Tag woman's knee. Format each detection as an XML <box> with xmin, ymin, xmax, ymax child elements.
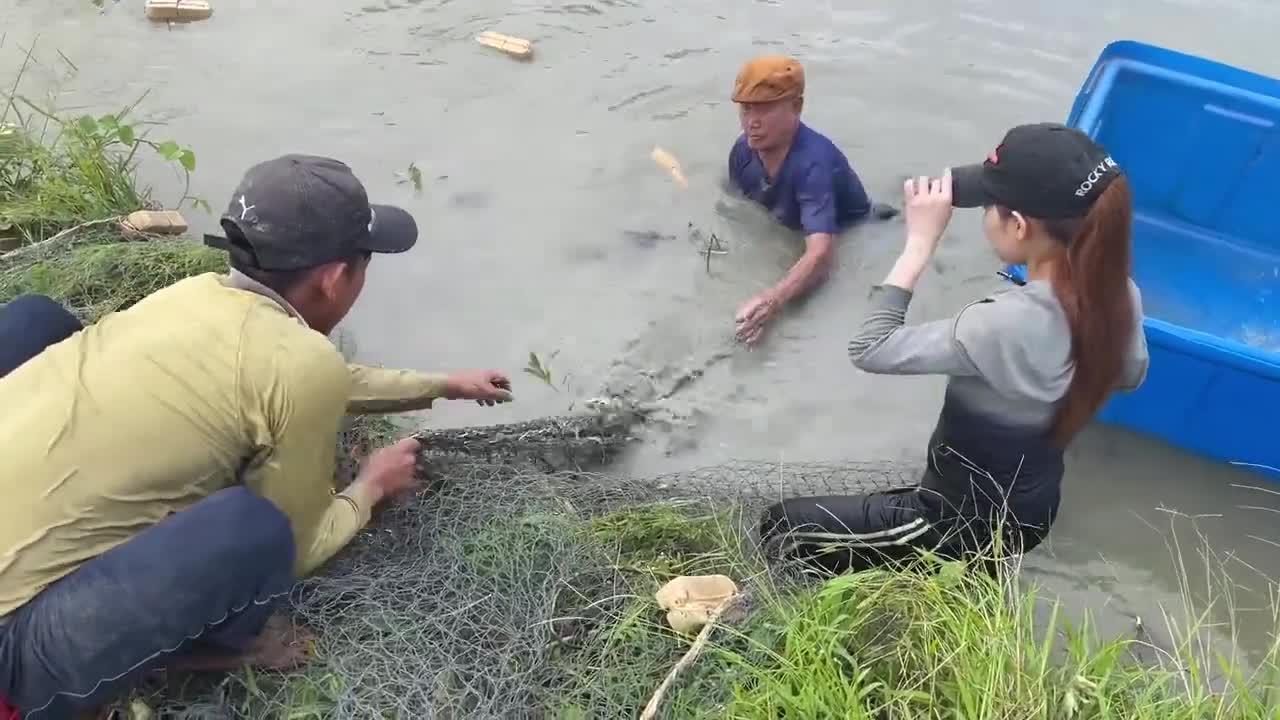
<box><xmin>758</xmin><ymin>497</ymin><xmax>845</xmax><ymax>551</ymax></box>
<box><xmin>759</xmin><ymin>494</ymin><xmax>877</xmax><ymax>537</ymax></box>
<box><xmin>758</xmin><ymin>501</ymin><xmax>856</xmax><ymax>575</ymax></box>
<box><xmin>757</xmin><ymin>496</ymin><xmax>861</xmax><ymax>562</ymax></box>
<box><xmin>757</xmin><ymin>499</ymin><xmax>794</xmax><ymax>540</ymax></box>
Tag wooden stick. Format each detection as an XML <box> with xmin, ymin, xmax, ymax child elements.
<box><xmin>638</xmin><ymin>597</ymin><xmax>734</xmax><ymax>720</ymax></box>
<box><xmin>650</xmin><ymin>146</ymin><xmax>689</xmax><ymax>189</ymax></box>
<box><xmin>475</xmin><ymin>31</ymin><xmax>533</xmax><ymax>59</ymax></box>
<box><xmin>145</xmin><ymin>0</ymin><xmax>214</xmax><ymax>21</ymax></box>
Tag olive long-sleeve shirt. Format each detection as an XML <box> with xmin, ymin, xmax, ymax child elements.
<box><xmin>0</xmin><ymin>271</ymin><xmax>448</xmax><ymax>618</ymax></box>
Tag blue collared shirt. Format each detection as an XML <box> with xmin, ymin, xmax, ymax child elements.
<box><xmin>728</xmin><ymin>122</ymin><xmax>871</xmax><ymax>234</ymax></box>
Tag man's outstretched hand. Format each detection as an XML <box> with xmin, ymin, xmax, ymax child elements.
<box><xmin>443</xmin><ymin>369</ymin><xmax>513</xmax><ymax>406</ymax></box>
<box><xmin>735</xmin><ymin>290</ymin><xmax>779</xmax><ymax>347</ymax></box>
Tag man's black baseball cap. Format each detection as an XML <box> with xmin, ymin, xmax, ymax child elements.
<box><xmin>204</xmin><ymin>154</ymin><xmax>417</xmax><ymax>271</ymax></box>
<box><xmin>950</xmin><ymin>122</ymin><xmax>1123</xmax><ymax>219</ymax></box>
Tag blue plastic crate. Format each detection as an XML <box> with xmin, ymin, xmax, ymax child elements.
<box><xmin>1003</xmin><ymin>40</ymin><xmax>1280</xmax><ymax>480</ymax></box>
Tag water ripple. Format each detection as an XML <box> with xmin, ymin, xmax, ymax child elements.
<box><xmin>607</xmin><ymin>85</ymin><xmax>673</xmax><ymax>112</ymax></box>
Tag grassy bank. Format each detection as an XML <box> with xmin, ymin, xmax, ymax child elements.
<box><xmin>0</xmin><ymin>235</ymin><xmax>228</xmax><ymax>320</ymax></box>
<box><xmin>1</xmin><ymin>43</ymin><xmax>220</xmax><ymax>320</ymax></box>
<box><xmin>189</xmin><ymin>495</ymin><xmax>1279</xmax><ymax>720</ymax></box>
<box><xmin>2</xmin><ymin>41</ymin><xmax>204</xmax><ymax>248</ymax></box>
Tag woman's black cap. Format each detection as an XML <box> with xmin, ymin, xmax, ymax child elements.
<box><xmin>950</xmin><ymin>122</ymin><xmax>1123</xmax><ymax>219</ymax></box>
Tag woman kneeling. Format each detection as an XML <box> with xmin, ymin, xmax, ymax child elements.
<box><xmin>760</xmin><ymin>123</ymin><xmax>1150</xmax><ymax>574</ymax></box>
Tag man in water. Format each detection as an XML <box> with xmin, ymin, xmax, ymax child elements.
<box><xmin>0</xmin><ymin>155</ymin><xmax>513</xmax><ymax>718</ymax></box>
<box><xmin>728</xmin><ymin>54</ymin><xmax>874</xmax><ymax>345</ymax></box>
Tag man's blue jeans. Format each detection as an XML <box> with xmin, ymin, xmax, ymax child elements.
<box><xmin>0</xmin><ymin>295</ymin><xmax>297</xmax><ymax>718</ymax></box>
<box><xmin>0</xmin><ymin>294</ymin><xmax>83</xmax><ymax>378</ymax></box>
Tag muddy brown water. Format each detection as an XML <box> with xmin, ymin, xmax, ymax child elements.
<box><xmin>8</xmin><ymin>0</ymin><xmax>1280</xmax><ymax>667</ymax></box>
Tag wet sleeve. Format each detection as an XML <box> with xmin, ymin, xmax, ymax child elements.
<box><xmin>845</xmin><ymin>165</ymin><xmax>872</xmax><ymax>219</ymax></box>
<box><xmin>796</xmin><ymin>162</ymin><xmax>840</xmax><ymax>235</ymax></box>
<box><xmin>1118</xmin><ymin>280</ymin><xmax>1150</xmax><ymax>391</ymax></box>
<box><xmin>239</xmin><ymin>346</ymin><xmax>378</xmax><ymax>578</ymax></box>
<box><xmin>727</xmin><ymin>137</ymin><xmax>749</xmax><ymax>193</ymax></box>
<box><xmin>848</xmin><ymin>285</ymin><xmax>983</xmax><ymax>376</ymax></box>
<box><xmin>346</xmin><ymin>364</ymin><xmax>450</xmax><ymax>414</ymax></box>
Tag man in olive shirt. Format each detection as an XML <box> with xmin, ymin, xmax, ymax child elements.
<box><xmin>0</xmin><ymin>155</ymin><xmax>513</xmax><ymax>718</ymax></box>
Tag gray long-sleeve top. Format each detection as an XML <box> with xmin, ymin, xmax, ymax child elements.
<box><xmin>849</xmin><ymin>280</ymin><xmax>1149</xmax><ymax>432</ymax></box>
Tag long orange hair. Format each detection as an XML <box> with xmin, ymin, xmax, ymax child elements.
<box><xmin>1002</xmin><ymin>176</ymin><xmax>1136</xmax><ymax>447</ymax></box>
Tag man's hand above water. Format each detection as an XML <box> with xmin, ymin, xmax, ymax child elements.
<box><xmin>443</xmin><ymin>369</ymin><xmax>513</xmax><ymax>406</ymax></box>
<box><xmin>734</xmin><ymin>231</ymin><xmax>834</xmax><ymax>347</ymax></box>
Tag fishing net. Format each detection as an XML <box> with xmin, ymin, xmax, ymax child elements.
<box><xmin>143</xmin><ymin>406</ymin><xmax>920</xmax><ymax>720</ymax></box>
<box><xmin>0</xmin><ymin>213</ymin><xmax>921</xmax><ymax>718</ymax></box>
<box><xmin>0</xmin><ymin>219</ymin><xmax>225</xmax><ymax>322</ymax></box>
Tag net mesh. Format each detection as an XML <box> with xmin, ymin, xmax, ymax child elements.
<box><xmin>0</xmin><ymin>220</ymin><xmax>227</xmax><ymax>323</ymax></box>
<box><xmin>141</xmin><ymin>410</ymin><xmax>920</xmax><ymax>719</ymax></box>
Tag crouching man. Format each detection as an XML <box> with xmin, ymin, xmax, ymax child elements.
<box><xmin>0</xmin><ymin>155</ymin><xmax>512</xmax><ymax>718</ymax></box>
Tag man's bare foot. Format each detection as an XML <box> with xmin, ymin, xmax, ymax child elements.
<box><xmin>246</xmin><ymin>614</ymin><xmax>316</xmax><ymax>669</ymax></box>
<box><xmin>164</xmin><ymin>613</ymin><xmax>315</xmax><ymax>673</ymax></box>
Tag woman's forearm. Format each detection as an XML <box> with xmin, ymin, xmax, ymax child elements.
<box><xmin>883</xmin><ymin>242</ymin><xmax>933</xmax><ymax>292</ymax></box>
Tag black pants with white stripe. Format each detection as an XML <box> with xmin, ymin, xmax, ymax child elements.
<box><xmin>757</xmin><ymin>486</ymin><xmax>1010</xmax><ymax>575</ymax></box>
<box><xmin>758</xmin><ymin>400</ymin><xmax>1063</xmax><ymax>576</ymax></box>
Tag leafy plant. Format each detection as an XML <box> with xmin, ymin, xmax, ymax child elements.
<box><xmin>397</xmin><ymin>162</ymin><xmax>423</xmax><ymax>192</ymax></box>
<box><xmin>524</xmin><ymin>350</ymin><xmax>559</xmax><ymax>390</ymax></box>
<box><xmin>687</xmin><ymin>222</ymin><xmax>726</xmax><ymax>274</ymax></box>
<box><xmin>1</xmin><ymin>46</ymin><xmax>209</xmax><ymax>247</ymax></box>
